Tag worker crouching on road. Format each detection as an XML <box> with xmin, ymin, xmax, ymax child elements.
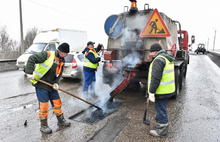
<box><xmin>82</xmin><ymin>41</ymin><xmax>102</xmax><ymax>100</ymax></box>
<box><xmin>25</xmin><ymin>43</ymin><xmax>71</xmax><ymax>134</ymax></box>
<box><xmin>147</xmin><ymin>43</ymin><xmax>175</xmax><ymax>137</ymax></box>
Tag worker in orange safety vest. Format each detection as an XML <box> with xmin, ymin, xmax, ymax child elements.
<box><xmin>25</xmin><ymin>43</ymin><xmax>71</xmax><ymax>134</ymax></box>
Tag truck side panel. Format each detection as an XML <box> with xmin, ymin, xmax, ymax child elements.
<box><xmin>59</xmin><ymin>29</ymin><xmax>87</xmax><ymax>52</ymax></box>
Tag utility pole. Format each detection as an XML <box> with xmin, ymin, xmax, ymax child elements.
<box><xmin>207</xmin><ymin>38</ymin><xmax>209</xmax><ymax>51</ymax></box>
<box><xmin>213</xmin><ymin>30</ymin><xmax>216</xmax><ymax>51</ymax></box>
<box><xmin>19</xmin><ymin>0</ymin><xmax>24</xmax><ymax>54</ymax></box>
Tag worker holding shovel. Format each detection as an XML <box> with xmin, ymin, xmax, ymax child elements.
<box><xmin>147</xmin><ymin>43</ymin><xmax>175</xmax><ymax>137</ymax></box>
<box><xmin>25</xmin><ymin>43</ymin><xmax>71</xmax><ymax>134</ymax></box>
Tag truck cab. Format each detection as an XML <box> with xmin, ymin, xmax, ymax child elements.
<box><xmin>178</xmin><ymin>30</ymin><xmax>189</xmax><ymax>52</ymax></box>
<box><xmin>16</xmin><ymin>28</ymin><xmax>87</xmax><ymax>72</ymax></box>
<box><xmin>16</xmin><ymin>42</ymin><xmax>58</xmax><ymax>71</ymax></box>
<box><xmin>16</xmin><ymin>30</ymin><xmax>60</xmax><ymax>72</ymax></box>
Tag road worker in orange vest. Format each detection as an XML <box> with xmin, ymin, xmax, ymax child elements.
<box><xmin>25</xmin><ymin>43</ymin><xmax>71</xmax><ymax>134</ymax></box>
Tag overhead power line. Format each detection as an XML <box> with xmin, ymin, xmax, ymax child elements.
<box><xmin>26</xmin><ymin>0</ymin><xmax>86</xmax><ymax>20</ymax></box>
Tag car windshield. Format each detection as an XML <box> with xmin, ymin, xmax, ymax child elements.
<box><xmin>198</xmin><ymin>44</ymin><xmax>205</xmax><ymax>48</ymax></box>
<box><xmin>25</xmin><ymin>43</ymin><xmax>47</xmax><ymax>54</ymax></box>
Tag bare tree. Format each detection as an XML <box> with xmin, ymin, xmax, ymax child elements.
<box><xmin>0</xmin><ymin>26</ymin><xmax>11</xmax><ymax>52</ymax></box>
<box><xmin>24</xmin><ymin>27</ymin><xmax>38</xmax><ymax>50</ymax></box>
<box><xmin>0</xmin><ymin>26</ymin><xmax>38</xmax><ymax>52</ymax></box>
<box><xmin>11</xmin><ymin>40</ymin><xmax>19</xmax><ymax>51</ymax></box>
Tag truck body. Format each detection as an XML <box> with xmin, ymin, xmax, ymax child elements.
<box><xmin>102</xmin><ymin>1</ymin><xmax>193</xmax><ymax>99</ymax></box>
<box><xmin>16</xmin><ymin>28</ymin><xmax>87</xmax><ymax>71</ymax></box>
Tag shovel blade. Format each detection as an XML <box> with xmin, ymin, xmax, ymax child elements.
<box><xmin>143</xmin><ymin>119</ymin><xmax>150</xmax><ymax>125</ymax></box>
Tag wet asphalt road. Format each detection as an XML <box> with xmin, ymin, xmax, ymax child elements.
<box><xmin>0</xmin><ymin>53</ymin><xmax>220</xmax><ymax>142</ymax></box>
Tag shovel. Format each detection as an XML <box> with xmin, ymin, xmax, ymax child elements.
<box><xmin>143</xmin><ymin>98</ymin><xmax>150</xmax><ymax>125</ymax></box>
<box><xmin>33</xmin><ymin>78</ymin><xmax>102</xmax><ymax>111</ymax></box>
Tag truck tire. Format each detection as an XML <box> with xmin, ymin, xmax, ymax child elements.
<box><xmin>172</xmin><ymin>67</ymin><xmax>180</xmax><ymax>99</ymax></box>
<box><xmin>186</xmin><ymin>54</ymin><xmax>190</xmax><ymax>64</ymax></box>
<box><xmin>179</xmin><ymin>64</ymin><xmax>184</xmax><ymax>90</ymax></box>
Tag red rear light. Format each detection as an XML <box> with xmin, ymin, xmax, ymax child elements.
<box><xmin>72</xmin><ymin>58</ymin><xmax>77</xmax><ymax>68</ymax></box>
<box><xmin>106</xmin><ymin>63</ymin><xmax>113</xmax><ymax>68</ymax></box>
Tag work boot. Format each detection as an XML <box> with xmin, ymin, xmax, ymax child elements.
<box><xmin>150</xmin><ymin>123</ymin><xmax>168</xmax><ymax>137</ymax></box>
<box><xmin>40</xmin><ymin>119</ymin><xmax>52</xmax><ymax>134</ymax></box>
<box><xmin>91</xmin><ymin>93</ymin><xmax>98</xmax><ymax>99</ymax></box>
<box><xmin>56</xmin><ymin>114</ymin><xmax>71</xmax><ymax>127</ymax></box>
<box><xmin>150</xmin><ymin>130</ymin><xmax>167</xmax><ymax>137</ymax></box>
<box><xmin>82</xmin><ymin>92</ymin><xmax>90</xmax><ymax>100</ymax></box>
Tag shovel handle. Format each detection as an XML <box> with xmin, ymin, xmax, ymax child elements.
<box><xmin>34</xmin><ymin>78</ymin><xmax>102</xmax><ymax>110</ymax></box>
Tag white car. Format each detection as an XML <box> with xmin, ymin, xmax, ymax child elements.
<box><xmin>62</xmin><ymin>52</ymin><xmax>84</xmax><ymax>79</ymax></box>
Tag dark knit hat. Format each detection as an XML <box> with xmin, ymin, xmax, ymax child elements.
<box><xmin>150</xmin><ymin>43</ymin><xmax>162</xmax><ymax>52</ymax></box>
<box><xmin>58</xmin><ymin>43</ymin><xmax>69</xmax><ymax>53</ymax></box>
<box><xmin>87</xmin><ymin>41</ymin><xmax>95</xmax><ymax>46</ymax></box>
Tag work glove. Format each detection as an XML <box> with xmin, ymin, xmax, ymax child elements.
<box><xmin>26</xmin><ymin>74</ymin><xmax>35</xmax><ymax>80</ymax></box>
<box><xmin>96</xmin><ymin>44</ymin><xmax>103</xmax><ymax>51</ymax></box>
<box><xmin>53</xmin><ymin>83</ymin><xmax>59</xmax><ymax>91</ymax></box>
<box><xmin>149</xmin><ymin>93</ymin><xmax>155</xmax><ymax>102</ymax></box>
<box><xmin>97</xmin><ymin>57</ymin><xmax>101</xmax><ymax>62</ymax></box>
<box><xmin>97</xmin><ymin>44</ymin><xmax>103</xmax><ymax>49</ymax></box>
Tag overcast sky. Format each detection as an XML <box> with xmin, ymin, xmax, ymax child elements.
<box><xmin>0</xmin><ymin>0</ymin><xmax>219</xmax><ymax>50</ymax></box>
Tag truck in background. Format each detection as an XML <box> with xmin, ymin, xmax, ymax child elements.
<box><xmin>16</xmin><ymin>28</ymin><xmax>87</xmax><ymax>71</ymax></box>
<box><xmin>195</xmin><ymin>43</ymin><xmax>206</xmax><ymax>54</ymax></box>
<box><xmin>102</xmin><ymin>0</ymin><xmax>195</xmax><ymax>100</ymax></box>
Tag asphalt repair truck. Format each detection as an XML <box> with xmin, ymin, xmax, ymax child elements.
<box><xmin>102</xmin><ymin>0</ymin><xmax>195</xmax><ymax>100</ymax></box>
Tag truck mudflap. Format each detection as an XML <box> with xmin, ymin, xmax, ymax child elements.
<box><xmin>109</xmin><ymin>71</ymin><xmax>137</xmax><ymax>101</ymax></box>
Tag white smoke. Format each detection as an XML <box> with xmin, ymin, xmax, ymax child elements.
<box><xmin>121</xmin><ymin>52</ymin><xmax>141</xmax><ymax>68</ymax></box>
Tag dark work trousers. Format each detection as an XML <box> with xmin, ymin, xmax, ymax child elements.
<box><xmin>36</xmin><ymin>87</ymin><xmax>60</xmax><ymax>104</ymax></box>
<box><xmin>83</xmin><ymin>70</ymin><xmax>96</xmax><ymax>96</ymax></box>
<box><xmin>154</xmin><ymin>98</ymin><xmax>169</xmax><ymax>124</ymax></box>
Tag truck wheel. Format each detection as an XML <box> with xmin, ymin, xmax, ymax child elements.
<box><xmin>182</xmin><ymin>61</ymin><xmax>187</xmax><ymax>79</ymax></box>
<box><xmin>187</xmin><ymin>54</ymin><xmax>190</xmax><ymax>64</ymax></box>
<box><xmin>172</xmin><ymin>68</ymin><xmax>180</xmax><ymax>99</ymax></box>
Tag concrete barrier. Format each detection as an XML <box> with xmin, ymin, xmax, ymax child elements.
<box><xmin>0</xmin><ymin>59</ymin><xmax>18</xmax><ymax>72</ymax></box>
<box><xmin>206</xmin><ymin>51</ymin><xmax>220</xmax><ymax>68</ymax></box>
<box><xmin>0</xmin><ymin>52</ymin><xmax>21</xmax><ymax>59</ymax></box>
<box><xmin>207</xmin><ymin>51</ymin><xmax>220</xmax><ymax>56</ymax></box>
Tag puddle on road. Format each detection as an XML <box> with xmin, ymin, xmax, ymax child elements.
<box><xmin>68</xmin><ymin>99</ymin><xmax>122</xmax><ymax>124</ymax></box>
